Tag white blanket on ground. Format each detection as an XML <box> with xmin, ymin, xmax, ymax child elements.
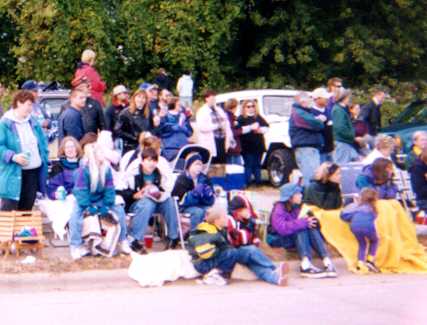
<box><xmin>38</xmin><ymin>195</ymin><xmax>76</xmax><ymax>240</ymax></box>
<box><xmin>128</xmin><ymin>250</ymin><xmax>200</xmax><ymax>287</ymax></box>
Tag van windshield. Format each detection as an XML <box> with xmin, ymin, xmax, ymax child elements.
<box><xmin>263</xmin><ymin>96</ymin><xmax>293</xmax><ymax>116</ymax></box>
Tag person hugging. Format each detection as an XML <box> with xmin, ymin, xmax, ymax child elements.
<box><xmin>268</xmin><ymin>183</ymin><xmax>337</xmax><ymax>278</ymax></box>
<box><xmin>226</xmin><ymin>193</ymin><xmax>261</xmax><ymax>247</ymax></box>
<box><xmin>340</xmin><ymin>188</ymin><xmax>381</xmax><ymax>273</ymax></box>
<box><xmin>172</xmin><ymin>153</ymin><xmax>215</xmax><ymax>230</ymax></box>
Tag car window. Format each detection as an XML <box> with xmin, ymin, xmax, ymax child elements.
<box><xmin>40</xmin><ymin>98</ymin><xmax>67</xmax><ymax>119</ymax></box>
<box><xmin>401</xmin><ymin>103</ymin><xmax>427</xmax><ymax>124</ymax></box>
<box><xmin>263</xmin><ymin>96</ymin><xmax>293</xmax><ymax>116</ymax></box>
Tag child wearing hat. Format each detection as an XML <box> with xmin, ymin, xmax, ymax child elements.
<box><xmin>227</xmin><ymin>193</ymin><xmax>261</xmax><ymax>247</ymax></box>
<box><xmin>172</xmin><ymin>152</ymin><xmax>215</xmax><ymax>230</ymax></box>
<box><xmin>268</xmin><ymin>183</ymin><xmax>337</xmax><ymax>278</ymax></box>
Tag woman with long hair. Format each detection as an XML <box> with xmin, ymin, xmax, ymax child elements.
<box><xmin>69</xmin><ymin>143</ymin><xmax>131</xmax><ymax>259</ymax></box>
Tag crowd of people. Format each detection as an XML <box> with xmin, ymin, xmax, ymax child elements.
<box><xmin>0</xmin><ymin>49</ymin><xmax>426</xmax><ymax>286</ymax></box>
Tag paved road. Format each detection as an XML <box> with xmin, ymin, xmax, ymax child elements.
<box><xmin>1</xmin><ymin>264</ymin><xmax>426</xmax><ymax>325</ymax></box>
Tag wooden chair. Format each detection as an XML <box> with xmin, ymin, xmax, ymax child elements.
<box><xmin>0</xmin><ymin>212</ymin><xmax>15</xmax><ymax>257</ymax></box>
<box><xmin>13</xmin><ymin>211</ymin><xmax>45</xmax><ymax>257</ymax></box>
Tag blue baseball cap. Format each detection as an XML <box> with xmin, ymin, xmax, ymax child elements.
<box><xmin>279</xmin><ymin>183</ymin><xmax>302</xmax><ymax>202</ymax></box>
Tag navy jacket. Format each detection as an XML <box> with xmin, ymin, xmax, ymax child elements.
<box><xmin>289</xmin><ymin>104</ymin><xmax>324</xmax><ymax>149</ymax></box>
<box><xmin>58</xmin><ymin>106</ymin><xmax>84</xmax><ymax>141</ymax></box>
<box><xmin>409</xmin><ymin>158</ymin><xmax>427</xmax><ymax>201</ymax></box>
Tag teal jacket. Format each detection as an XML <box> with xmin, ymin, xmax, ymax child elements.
<box><xmin>332</xmin><ymin>103</ymin><xmax>355</xmax><ymax>144</ymax></box>
<box><xmin>0</xmin><ymin>115</ymin><xmax>49</xmax><ymax>200</ymax></box>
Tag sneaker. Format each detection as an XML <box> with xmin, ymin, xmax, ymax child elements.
<box><xmin>70</xmin><ymin>246</ymin><xmax>90</xmax><ymax>260</ymax></box>
<box><xmin>324</xmin><ymin>264</ymin><xmax>338</xmax><ymax>278</ymax></box>
<box><xmin>119</xmin><ymin>240</ymin><xmax>132</xmax><ymax>255</ymax></box>
<box><xmin>164</xmin><ymin>238</ymin><xmax>180</xmax><ymax>250</ymax></box>
<box><xmin>366</xmin><ymin>261</ymin><xmax>381</xmax><ymax>273</ymax></box>
<box><xmin>130</xmin><ymin>240</ymin><xmax>147</xmax><ymax>254</ymax></box>
<box><xmin>276</xmin><ymin>262</ymin><xmax>289</xmax><ymax>286</ymax></box>
<box><xmin>300</xmin><ymin>266</ymin><xmax>327</xmax><ymax>279</ymax></box>
<box><xmin>356</xmin><ymin>260</ymin><xmax>370</xmax><ymax>274</ymax></box>
<box><xmin>202</xmin><ymin>269</ymin><xmax>228</xmax><ymax>286</ymax></box>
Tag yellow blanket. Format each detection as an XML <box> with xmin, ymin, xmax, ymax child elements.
<box><xmin>310</xmin><ymin>200</ymin><xmax>427</xmax><ymax>274</ymax></box>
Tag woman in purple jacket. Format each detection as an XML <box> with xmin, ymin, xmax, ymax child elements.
<box><xmin>268</xmin><ymin>183</ymin><xmax>337</xmax><ymax>278</ymax></box>
<box><xmin>47</xmin><ymin>136</ymin><xmax>82</xmax><ymax>199</ymax></box>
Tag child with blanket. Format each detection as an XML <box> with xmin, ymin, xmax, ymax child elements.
<box><xmin>340</xmin><ymin>188</ymin><xmax>381</xmax><ymax>273</ymax></box>
<box><xmin>188</xmin><ymin>204</ymin><xmax>288</xmax><ymax>286</ymax></box>
<box><xmin>268</xmin><ymin>183</ymin><xmax>337</xmax><ymax>278</ymax></box>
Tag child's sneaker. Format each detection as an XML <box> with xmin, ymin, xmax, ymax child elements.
<box><xmin>356</xmin><ymin>260</ymin><xmax>369</xmax><ymax>274</ymax></box>
<box><xmin>324</xmin><ymin>264</ymin><xmax>338</xmax><ymax>278</ymax></box>
<box><xmin>300</xmin><ymin>266</ymin><xmax>327</xmax><ymax>279</ymax></box>
<box><xmin>70</xmin><ymin>246</ymin><xmax>90</xmax><ymax>260</ymax></box>
<box><xmin>366</xmin><ymin>261</ymin><xmax>381</xmax><ymax>273</ymax></box>
<box><xmin>276</xmin><ymin>262</ymin><xmax>289</xmax><ymax>286</ymax></box>
<box><xmin>202</xmin><ymin>269</ymin><xmax>228</xmax><ymax>286</ymax></box>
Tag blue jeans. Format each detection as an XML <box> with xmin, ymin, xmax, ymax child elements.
<box><xmin>184</xmin><ymin>206</ymin><xmax>208</xmax><ymax>230</ymax></box>
<box><xmin>242</xmin><ymin>153</ymin><xmax>262</xmax><ymax>184</ymax></box>
<box><xmin>268</xmin><ymin>228</ymin><xmax>328</xmax><ymax>260</ymax></box>
<box><xmin>69</xmin><ymin>202</ymin><xmax>128</xmax><ymax>248</ymax></box>
<box><xmin>129</xmin><ymin>196</ymin><xmax>178</xmax><ymax>241</ymax></box>
<box><xmin>194</xmin><ymin>248</ymin><xmax>237</xmax><ymax>275</ymax></box>
<box><xmin>235</xmin><ymin>245</ymin><xmax>278</xmax><ymax>285</ymax></box>
<box><xmin>294</xmin><ymin>147</ymin><xmax>320</xmax><ymax>187</ymax></box>
<box><xmin>334</xmin><ymin>141</ymin><xmax>359</xmax><ymax>165</ymax></box>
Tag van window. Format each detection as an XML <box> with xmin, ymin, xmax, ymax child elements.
<box><xmin>263</xmin><ymin>96</ymin><xmax>293</xmax><ymax>116</ymax></box>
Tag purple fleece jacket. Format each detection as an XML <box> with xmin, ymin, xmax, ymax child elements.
<box><xmin>270</xmin><ymin>202</ymin><xmax>309</xmax><ymax>236</ymax></box>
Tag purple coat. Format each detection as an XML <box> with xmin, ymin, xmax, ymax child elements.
<box><xmin>47</xmin><ymin>158</ymin><xmax>79</xmax><ymax>199</ymax></box>
<box><xmin>270</xmin><ymin>202</ymin><xmax>309</xmax><ymax>236</ymax></box>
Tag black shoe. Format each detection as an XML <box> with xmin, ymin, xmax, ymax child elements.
<box><xmin>300</xmin><ymin>266</ymin><xmax>328</xmax><ymax>279</ymax></box>
<box><xmin>366</xmin><ymin>261</ymin><xmax>381</xmax><ymax>273</ymax></box>
<box><xmin>164</xmin><ymin>238</ymin><xmax>180</xmax><ymax>250</ymax></box>
<box><xmin>130</xmin><ymin>240</ymin><xmax>147</xmax><ymax>254</ymax></box>
<box><xmin>324</xmin><ymin>264</ymin><xmax>338</xmax><ymax>278</ymax></box>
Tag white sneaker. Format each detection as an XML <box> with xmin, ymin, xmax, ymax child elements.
<box><xmin>119</xmin><ymin>240</ymin><xmax>132</xmax><ymax>255</ymax></box>
<box><xmin>70</xmin><ymin>246</ymin><xmax>90</xmax><ymax>260</ymax></box>
<box><xmin>202</xmin><ymin>269</ymin><xmax>227</xmax><ymax>286</ymax></box>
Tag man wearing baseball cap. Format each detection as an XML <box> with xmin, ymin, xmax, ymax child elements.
<box><xmin>310</xmin><ymin>88</ymin><xmax>334</xmax><ymax>163</ymax></box>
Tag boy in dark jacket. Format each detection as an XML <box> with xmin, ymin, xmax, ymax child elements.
<box><xmin>119</xmin><ymin>148</ymin><xmax>179</xmax><ymax>252</ymax></box>
<box><xmin>172</xmin><ymin>153</ymin><xmax>215</xmax><ymax>230</ymax></box>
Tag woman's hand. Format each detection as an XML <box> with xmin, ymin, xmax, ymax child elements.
<box><xmin>307</xmin><ymin>216</ymin><xmax>318</xmax><ymax>229</ymax></box>
<box><xmin>133</xmin><ymin>188</ymin><xmax>145</xmax><ymax>200</ymax></box>
<box><xmin>13</xmin><ymin>153</ymin><xmax>29</xmax><ymax>166</ymax></box>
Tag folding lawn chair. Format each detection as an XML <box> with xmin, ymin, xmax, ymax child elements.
<box><xmin>340</xmin><ymin>162</ymin><xmax>364</xmax><ymax>203</ymax></box>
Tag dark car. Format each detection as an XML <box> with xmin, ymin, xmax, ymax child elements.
<box><xmin>380</xmin><ymin>99</ymin><xmax>427</xmax><ymax>152</ymax></box>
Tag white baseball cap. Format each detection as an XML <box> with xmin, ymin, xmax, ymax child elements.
<box><xmin>311</xmin><ymin>87</ymin><xmax>332</xmax><ymax>99</ymax></box>
<box><xmin>112</xmin><ymin>84</ymin><xmax>128</xmax><ymax>96</ymax></box>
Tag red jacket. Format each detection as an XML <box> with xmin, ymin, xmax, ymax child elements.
<box><xmin>227</xmin><ymin>215</ymin><xmax>259</xmax><ymax>247</ymax></box>
<box><xmin>74</xmin><ymin>63</ymin><xmax>106</xmax><ymax>106</ymax></box>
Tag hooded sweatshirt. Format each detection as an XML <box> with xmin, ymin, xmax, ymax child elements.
<box><xmin>3</xmin><ymin>110</ymin><xmax>41</xmax><ymax>170</ymax></box>
<box><xmin>177</xmin><ymin>74</ymin><xmax>194</xmax><ymax>97</ymax></box>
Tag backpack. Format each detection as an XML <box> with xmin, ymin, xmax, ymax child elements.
<box><xmin>187</xmin><ymin>222</ymin><xmax>225</xmax><ymax>260</ymax></box>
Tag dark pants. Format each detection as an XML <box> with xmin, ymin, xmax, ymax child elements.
<box><xmin>242</xmin><ymin>153</ymin><xmax>262</xmax><ymax>185</ymax></box>
<box><xmin>212</xmin><ymin>137</ymin><xmax>226</xmax><ymax>164</ymax></box>
<box><xmin>0</xmin><ymin>167</ymin><xmax>40</xmax><ymax>211</ymax></box>
<box><xmin>268</xmin><ymin>228</ymin><xmax>328</xmax><ymax>260</ymax></box>
<box><xmin>351</xmin><ymin>226</ymin><xmax>379</xmax><ymax>261</ymax></box>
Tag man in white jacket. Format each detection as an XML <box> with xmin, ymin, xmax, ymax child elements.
<box><xmin>176</xmin><ymin>71</ymin><xmax>194</xmax><ymax>108</ymax></box>
<box><xmin>196</xmin><ymin>90</ymin><xmax>233</xmax><ymax>164</ymax></box>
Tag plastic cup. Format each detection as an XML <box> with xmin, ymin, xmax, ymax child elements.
<box><xmin>144</xmin><ymin>235</ymin><xmax>153</xmax><ymax>249</ymax></box>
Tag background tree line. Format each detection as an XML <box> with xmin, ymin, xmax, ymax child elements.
<box><xmin>1</xmin><ymin>0</ymin><xmax>427</xmax><ymax>106</ymax></box>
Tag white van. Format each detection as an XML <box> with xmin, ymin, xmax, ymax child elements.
<box><xmin>215</xmin><ymin>89</ymin><xmax>299</xmax><ymax>187</ymax></box>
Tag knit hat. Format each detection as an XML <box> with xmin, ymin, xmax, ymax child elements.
<box><xmin>279</xmin><ymin>183</ymin><xmax>302</xmax><ymax>202</ymax></box>
<box><xmin>185</xmin><ymin>153</ymin><xmax>203</xmax><ymax>170</ymax></box>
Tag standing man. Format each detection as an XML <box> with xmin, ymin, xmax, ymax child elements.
<box><xmin>176</xmin><ymin>71</ymin><xmax>194</xmax><ymax>108</ymax></box>
<box><xmin>310</xmin><ymin>88</ymin><xmax>334</xmax><ymax>162</ymax></box>
<box><xmin>361</xmin><ymin>90</ymin><xmax>386</xmax><ymax>136</ymax></box>
<box><xmin>153</xmin><ymin>68</ymin><xmax>172</xmax><ymax>91</ymax></box>
<box><xmin>58</xmin><ymin>89</ymin><xmax>86</xmax><ymax>142</ymax></box>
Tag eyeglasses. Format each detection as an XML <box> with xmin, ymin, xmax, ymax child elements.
<box><xmin>246</xmin><ymin>105</ymin><xmax>255</xmax><ymax>108</ymax></box>
<box><xmin>334</xmin><ymin>84</ymin><xmax>343</xmax><ymax>88</ymax></box>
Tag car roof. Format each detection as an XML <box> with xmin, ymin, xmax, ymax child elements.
<box><xmin>38</xmin><ymin>90</ymin><xmax>70</xmax><ymax>99</ymax></box>
<box><xmin>215</xmin><ymin>89</ymin><xmax>299</xmax><ymax>102</ymax></box>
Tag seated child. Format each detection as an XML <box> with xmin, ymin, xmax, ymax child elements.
<box><xmin>340</xmin><ymin>188</ymin><xmax>380</xmax><ymax>273</ymax></box>
<box><xmin>119</xmin><ymin>147</ymin><xmax>179</xmax><ymax>252</ymax></box>
<box><xmin>172</xmin><ymin>153</ymin><xmax>215</xmax><ymax>230</ymax></box>
<box><xmin>268</xmin><ymin>183</ymin><xmax>337</xmax><ymax>279</ymax></box>
<box><xmin>227</xmin><ymin>193</ymin><xmax>261</xmax><ymax>247</ymax></box>
<box><xmin>187</xmin><ymin>204</ymin><xmax>289</xmax><ymax>286</ymax></box>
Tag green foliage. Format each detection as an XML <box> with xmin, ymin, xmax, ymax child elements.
<box><xmin>1</xmin><ymin>0</ymin><xmax>427</xmax><ymax>118</ymax></box>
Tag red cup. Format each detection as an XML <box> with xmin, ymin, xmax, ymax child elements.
<box><xmin>144</xmin><ymin>235</ymin><xmax>153</xmax><ymax>249</ymax></box>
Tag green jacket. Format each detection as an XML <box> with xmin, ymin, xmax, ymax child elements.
<box><xmin>0</xmin><ymin>115</ymin><xmax>48</xmax><ymax>200</ymax></box>
<box><xmin>332</xmin><ymin>103</ymin><xmax>355</xmax><ymax>144</ymax></box>
<box><xmin>303</xmin><ymin>180</ymin><xmax>343</xmax><ymax>210</ymax></box>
